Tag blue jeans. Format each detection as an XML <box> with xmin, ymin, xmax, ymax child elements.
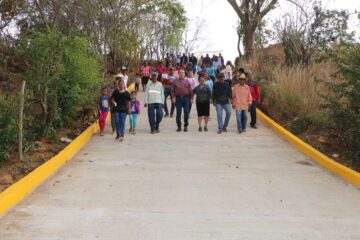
<box><xmin>216</xmin><ymin>103</ymin><xmax>232</xmax><ymax>129</ymax></box>
<box><xmin>148</xmin><ymin>103</ymin><xmax>163</xmax><ymax>131</ymax></box>
<box><xmin>114</xmin><ymin>112</ymin><xmax>127</xmax><ymax>137</ymax></box>
<box><xmin>176</xmin><ymin>96</ymin><xmax>190</xmax><ymax>128</ymax></box>
<box><xmin>236</xmin><ymin>110</ymin><xmax>248</xmax><ymax>130</ymax></box>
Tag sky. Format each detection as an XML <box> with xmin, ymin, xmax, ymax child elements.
<box><xmin>180</xmin><ymin>0</ymin><xmax>360</xmax><ymax>63</ymax></box>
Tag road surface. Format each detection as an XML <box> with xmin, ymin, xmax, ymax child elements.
<box><xmin>1</xmin><ymin>93</ymin><xmax>360</xmax><ymax>240</ymax></box>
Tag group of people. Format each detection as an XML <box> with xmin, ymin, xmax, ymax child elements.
<box><xmin>97</xmin><ymin>54</ymin><xmax>261</xmax><ymax>142</ymax></box>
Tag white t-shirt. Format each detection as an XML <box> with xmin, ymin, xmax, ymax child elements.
<box><xmin>123</xmin><ymin>75</ymin><xmax>128</xmax><ymax>90</ymax></box>
<box><xmin>224</xmin><ymin>65</ymin><xmax>233</xmax><ymax>80</ymax></box>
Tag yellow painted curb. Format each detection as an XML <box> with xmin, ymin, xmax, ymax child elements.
<box><xmin>0</xmin><ymin>84</ymin><xmax>135</xmax><ymax>216</ymax></box>
<box><xmin>257</xmin><ymin>109</ymin><xmax>360</xmax><ymax>188</ymax></box>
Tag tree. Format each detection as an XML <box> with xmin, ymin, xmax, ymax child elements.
<box><xmin>227</xmin><ymin>0</ymin><xmax>279</xmax><ymax>59</ymax></box>
<box><xmin>322</xmin><ymin>44</ymin><xmax>360</xmax><ymax>169</ymax></box>
<box><xmin>236</xmin><ymin>20</ymin><xmax>244</xmax><ymax>57</ymax></box>
<box><xmin>274</xmin><ymin>1</ymin><xmax>354</xmax><ymax>65</ymax></box>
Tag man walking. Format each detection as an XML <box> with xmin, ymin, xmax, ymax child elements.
<box><xmin>232</xmin><ymin>74</ymin><xmax>252</xmax><ymax>133</ymax></box>
<box><xmin>144</xmin><ymin>72</ymin><xmax>165</xmax><ymax>134</ymax></box>
<box><xmin>163</xmin><ymin>67</ymin><xmax>177</xmax><ymax>117</ymax></box>
<box><xmin>189</xmin><ymin>53</ymin><xmax>198</xmax><ymax>73</ymax></box>
<box><xmin>171</xmin><ymin>69</ymin><xmax>193</xmax><ymax>132</ymax></box>
<box><xmin>213</xmin><ymin>72</ymin><xmax>232</xmax><ymax>134</ymax></box>
<box><xmin>245</xmin><ymin>70</ymin><xmax>261</xmax><ymax>129</ymax></box>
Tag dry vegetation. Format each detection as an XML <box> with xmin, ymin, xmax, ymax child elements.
<box><xmin>238</xmin><ymin>44</ymin><xmax>358</xmax><ymax>169</ymax></box>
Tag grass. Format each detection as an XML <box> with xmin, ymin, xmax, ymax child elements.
<box><xmin>265</xmin><ymin>63</ymin><xmax>332</xmax><ymax>122</ymax></box>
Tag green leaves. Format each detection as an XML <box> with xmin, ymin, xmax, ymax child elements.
<box><xmin>21</xmin><ymin>29</ymin><xmax>101</xmax><ymax>136</ymax></box>
<box><xmin>323</xmin><ymin>44</ymin><xmax>360</xmax><ymax>168</ymax></box>
<box><xmin>0</xmin><ymin>96</ymin><xmax>18</xmax><ymax>162</ymax></box>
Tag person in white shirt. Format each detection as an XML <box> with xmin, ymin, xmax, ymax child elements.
<box><xmin>121</xmin><ymin>67</ymin><xmax>129</xmax><ymax>90</ymax></box>
<box><xmin>144</xmin><ymin>72</ymin><xmax>165</xmax><ymax>134</ymax></box>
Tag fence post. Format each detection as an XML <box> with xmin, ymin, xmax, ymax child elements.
<box><xmin>18</xmin><ymin>80</ymin><xmax>26</xmax><ymax>162</ymax></box>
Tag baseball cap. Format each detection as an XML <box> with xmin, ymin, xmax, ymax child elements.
<box><xmin>217</xmin><ymin>72</ymin><xmax>225</xmax><ymax>78</ymax></box>
<box><xmin>151</xmin><ymin>71</ymin><xmax>158</xmax><ymax>76</ymax></box>
<box><xmin>121</xmin><ymin>66</ymin><xmax>127</xmax><ymax>71</ymax></box>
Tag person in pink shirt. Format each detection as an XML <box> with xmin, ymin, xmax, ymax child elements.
<box><xmin>156</xmin><ymin>61</ymin><xmax>167</xmax><ymax>82</ymax></box>
<box><xmin>185</xmin><ymin>70</ymin><xmax>197</xmax><ymax>116</ymax></box>
<box><xmin>185</xmin><ymin>70</ymin><xmax>197</xmax><ymax>89</ymax></box>
<box><xmin>140</xmin><ymin>61</ymin><xmax>152</xmax><ymax>92</ymax></box>
<box><xmin>232</xmin><ymin>74</ymin><xmax>252</xmax><ymax>134</ymax></box>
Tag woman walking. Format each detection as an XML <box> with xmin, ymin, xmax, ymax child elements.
<box><xmin>193</xmin><ymin>76</ymin><xmax>212</xmax><ymax>132</ymax></box>
<box><xmin>110</xmin><ymin>79</ymin><xmax>131</xmax><ymax>142</ymax></box>
<box><xmin>140</xmin><ymin>61</ymin><xmax>152</xmax><ymax>92</ymax></box>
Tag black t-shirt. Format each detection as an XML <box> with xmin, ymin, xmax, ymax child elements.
<box><xmin>212</xmin><ymin>82</ymin><xmax>232</xmax><ymax>104</ymax></box>
<box><xmin>194</xmin><ymin>85</ymin><xmax>211</xmax><ymax>103</ymax></box>
<box><xmin>111</xmin><ymin>90</ymin><xmax>131</xmax><ymax>113</ymax></box>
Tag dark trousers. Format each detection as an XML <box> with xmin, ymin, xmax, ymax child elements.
<box><xmin>249</xmin><ymin>101</ymin><xmax>257</xmax><ymax>126</ymax></box>
<box><xmin>176</xmin><ymin>96</ymin><xmax>190</xmax><ymax>128</ymax></box>
<box><xmin>148</xmin><ymin>103</ymin><xmax>163</xmax><ymax>131</ymax></box>
<box><xmin>164</xmin><ymin>90</ymin><xmax>175</xmax><ymax>116</ymax></box>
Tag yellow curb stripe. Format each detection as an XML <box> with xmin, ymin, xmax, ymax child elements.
<box><xmin>257</xmin><ymin>109</ymin><xmax>360</xmax><ymax>187</ymax></box>
<box><xmin>0</xmin><ymin>84</ymin><xmax>135</xmax><ymax>216</ymax></box>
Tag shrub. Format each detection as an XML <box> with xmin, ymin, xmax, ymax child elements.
<box><xmin>0</xmin><ymin>96</ymin><xmax>18</xmax><ymax>162</ymax></box>
<box><xmin>323</xmin><ymin>44</ymin><xmax>360</xmax><ymax>168</ymax></box>
<box><xmin>21</xmin><ymin>30</ymin><xmax>102</xmax><ymax>136</ymax></box>
<box><xmin>265</xmin><ymin>63</ymin><xmax>331</xmax><ymax>123</ymax></box>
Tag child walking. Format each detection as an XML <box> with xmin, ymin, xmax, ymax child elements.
<box><xmin>129</xmin><ymin>91</ymin><xmax>140</xmax><ymax>134</ymax></box>
<box><xmin>232</xmin><ymin>74</ymin><xmax>252</xmax><ymax>133</ymax></box>
<box><xmin>134</xmin><ymin>73</ymin><xmax>141</xmax><ymax>92</ymax></box>
<box><xmin>98</xmin><ymin>87</ymin><xmax>110</xmax><ymax>136</ymax></box>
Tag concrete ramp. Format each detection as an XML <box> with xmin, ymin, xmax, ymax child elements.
<box><xmin>1</xmin><ymin>93</ymin><xmax>360</xmax><ymax>239</ymax></box>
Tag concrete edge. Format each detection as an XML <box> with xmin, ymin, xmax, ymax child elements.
<box><xmin>0</xmin><ymin>84</ymin><xmax>135</xmax><ymax>216</ymax></box>
<box><xmin>257</xmin><ymin>109</ymin><xmax>360</xmax><ymax>188</ymax></box>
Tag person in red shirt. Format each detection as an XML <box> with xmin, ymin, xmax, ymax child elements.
<box><xmin>245</xmin><ymin>70</ymin><xmax>261</xmax><ymax>129</ymax></box>
<box><xmin>171</xmin><ymin>69</ymin><xmax>194</xmax><ymax>132</ymax></box>
<box><xmin>156</xmin><ymin>61</ymin><xmax>166</xmax><ymax>82</ymax></box>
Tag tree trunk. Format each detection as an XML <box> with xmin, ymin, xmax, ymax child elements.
<box><xmin>18</xmin><ymin>81</ymin><xmax>26</xmax><ymax>162</ymax></box>
<box><xmin>243</xmin><ymin>27</ymin><xmax>256</xmax><ymax>60</ymax></box>
<box><xmin>102</xmin><ymin>26</ymin><xmax>107</xmax><ymax>78</ymax></box>
<box><xmin>41</xmin><ymin>86</ymin><xmax>48</xmax><ymax>137</ymax></box>
<box><xmin>237</xmin><ymin>32</ymin><xmax>243</xmax><ymax>58</ymax></box>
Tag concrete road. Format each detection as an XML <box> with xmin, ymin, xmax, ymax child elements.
<box><xmin>1</xmin><ymin>93</ymin><xmax>360</xmax><ymax>240</ymax></box>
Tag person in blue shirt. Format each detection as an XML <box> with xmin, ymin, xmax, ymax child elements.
<box><xmin>206</xmin><ymin>63</ymin><xmax>216</xmax><ymax>82</ymax></box>
<box><xmin>98</xmin><ymin>87</ymin><xmax>110</xmax><ymax>136</ymax></box>
<box><xmin>203</xmin><ymin>72</ymin><xmax>213</xmax><ymax>91</ymax></box>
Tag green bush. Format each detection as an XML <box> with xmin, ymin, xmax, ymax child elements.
<box><xmin>21</xmin><ymin>29</ymin><xmax>101</xmax><ymax>136</ymax></box>
<box><xmin>323</xmin><ymin>44</ymin><xmax>360</xmax><ymax>168</ymax></box>
<box><xmin>287</xmin><ymin>113</ymin><xmax>328</xmax><ymax>134</ymax></box>
<box><xmin>0</xmin><ymin>96</ymin><xmax>18</xmax><ymax>162</ymax></box>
